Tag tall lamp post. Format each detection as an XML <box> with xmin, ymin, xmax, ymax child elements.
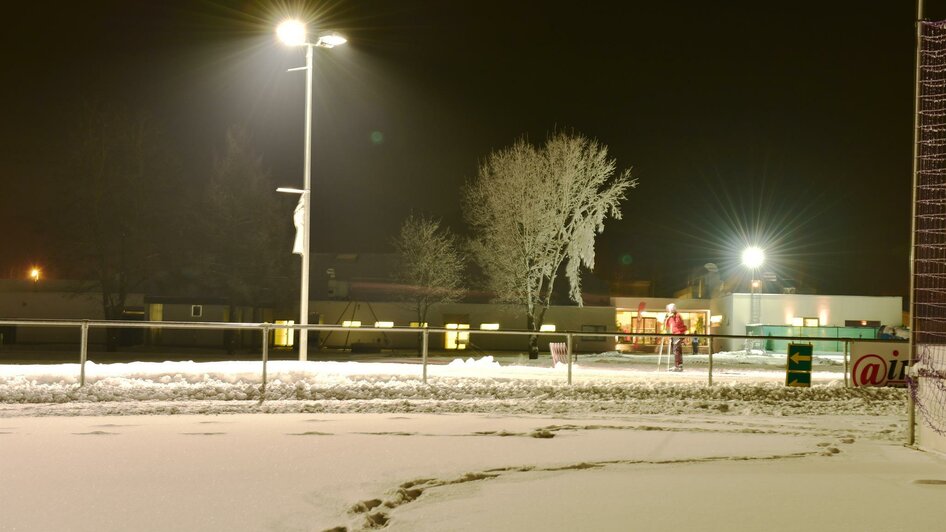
<box><xmin>742</xmin><ymin>246</ymin><xmax>765</xmax><ymax>354</ymax></box>
<box><xmin>277</xmin><ymin>20</ymin><xmax>347</xmax><ymax>361</ymax></box>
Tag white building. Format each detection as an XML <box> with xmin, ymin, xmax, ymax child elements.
<box><xmin>612</xmin><ymin>293</ymin><xmax>904</xmax><ymax>353</ymax></box>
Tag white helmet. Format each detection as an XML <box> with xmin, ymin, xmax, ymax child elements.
<box><xmin>666</xmin><ymin>303</ymin><xmax>676</xmax><ymax>313</ymax></box>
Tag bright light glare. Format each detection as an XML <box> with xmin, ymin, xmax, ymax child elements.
<box><xmin>742</xmin><ymin>246</ymin><xmax>765</xmax><ymax>269</ymax></box>
<box><xmin>29</xmin><ymin>267</ymin><xmax>41</xmax><ymax>282</ymax></box>
<box><xmin>277</xmin><ymin>20</ymin><xmax>307</xmax><ymax>46</ymax></box>
<box><xmin>317</xmin><ymin>33</ymin><xmax>347</xmax><ymax>48</ymax></box>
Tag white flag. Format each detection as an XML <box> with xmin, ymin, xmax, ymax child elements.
<box><xmin>292</xmin><ymin>195</ymin><xmax>305</xmax><ymax>255</ymax></box>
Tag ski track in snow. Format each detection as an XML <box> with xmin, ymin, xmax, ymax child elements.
<box><xmin>327</xmin><ymin>420</ymin><xmax>876</xmax><ymax>532</ymax></box>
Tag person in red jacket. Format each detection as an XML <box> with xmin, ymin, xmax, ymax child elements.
<box><xmin>664</xmin><ymin>303</ymin><xmax>687</xmax><ymax>371</ymax></box>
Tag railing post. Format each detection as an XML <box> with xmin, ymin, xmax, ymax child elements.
<box><xmin>708</xmin><ymin>339</ymin><xmax>713</xmax><ymax>387</ymax></box>
<box><xmin>566</xmin><ymin>333</ymin><xmax>573</xmax><ymax>385</ymax></box>
<box><xmin>422</xmin><ymin>327</ymin><xmax>429</xmax><ymax>384</ymax></box>
<box><xmin>843</xmin><ymin>340</ymin><xmax>849</xmax><ymax>388</ymax></box>
<box><xmin>79</xmin><ymin>320</ymin><xmax>89</xmax><ymax>387</ymax></box>
<box><xmin>260</xmin><ymin>324</ymin><xmax>270</xmax><ymax>403</ymax></box>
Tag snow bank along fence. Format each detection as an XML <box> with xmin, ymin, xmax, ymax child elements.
<box><xmin>0</xmin><ymin>318</ymin><xmax>906</xmax><ymax>388</ymax></box>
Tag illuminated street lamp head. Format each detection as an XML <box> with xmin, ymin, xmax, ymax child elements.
<box><xmin>277</xmin><ymin>20</ymin><xmax>347</xmax><ymax>49</ymax></box>
<box><xmin>277</xmin><ymin>19</ymin><xmax>307</xmax><ymax>46</ymax></box>
<box><xmin>315</xmin><ymin>32</ymin><xmax>347</xmax><ymax>48</ymax></box>
<box><xmin>29</xmin><ymin>267</ymin><xmax>41</xmax><ymax>283</ymax></box>
<box><xmin>742</xmin><ymin>246</ymin><xmax>765</xmax><ymax>269</ymax></box>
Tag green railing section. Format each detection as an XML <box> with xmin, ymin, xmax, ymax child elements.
<box><xmin>745</xmin><ymin>325</ymin><xmax>878</xmax><ymax>353</ymax></box>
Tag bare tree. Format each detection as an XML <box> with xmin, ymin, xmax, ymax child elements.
<box><xmin>63</xmin><ymin>105</ymin><xmax>181</xmax><ymax>350</ymax></box>
<box><xmin>463</xmin><ymin>132</ymin><xmax>636</xmax><ymax>358</ymax></box>
<box><xmin>392</xmin><ymin>214</ymin><xmax>466</xmax><ymax>339</ymax></box>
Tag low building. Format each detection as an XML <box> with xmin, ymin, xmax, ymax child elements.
<box><xmin>0</xmin><ymin>276</ymin><xmax>906</xmax><ymax>356</ymax></box>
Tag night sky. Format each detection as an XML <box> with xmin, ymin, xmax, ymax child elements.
<box><xmin>3</xmin><ymin>0</ymin><xmax>945</xmax><ymax>299</ymax></box>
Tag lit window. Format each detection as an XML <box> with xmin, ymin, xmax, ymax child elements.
<box><xmin>803</xmin><ymin>318</ymin><xmax>820</xmax><ymax>327</ymax></box>
<box><xmin>480</xmin><ymin>323</ymin><xmax>500</xmax><ymax>330</ymax></box>
<box><xmin>445</xmin><ymin>323</ymin><xmax>470</xmax><ymax>349</ymax></box>
<box><xmin>342</xmin><ymin>320</ymin><xmax>361</xmax><ymax>327</ymax></box>
<box><xmin>374</xmin><ymin>321</ymin><xmax>394</xmax><ymax>328</ymax></box>
<box><xmin>540</xmin><ymin>324</ymin><xmax>556</xmax><ymax>332</ymax></box>
<box><xmin>409</xmin><ymin>322</ymin><xmax>428</xmax><ymax>328</ymax></box>
<box><xmin>191</xmin><ymin>305</ymin><xmax>203</xmax><ymax>318</ymax></box>
<box><xmin>791</xmin><ymin>317</ymin><xmax>804</xmax><ymax>327</ymax></box>
<box><xmin>274</xmin><ymin>320</ymin><xmax>294</xmax><ymax>347</ymax></box>
<box><xmin>710</xmin><ymin>315</ymin><xmax>723</xmax><ymax>325</ymax></box>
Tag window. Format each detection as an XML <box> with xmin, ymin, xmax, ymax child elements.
<box><xmin>580</xmin><ymin>324</ymin><xmax>606</xmax><ymax>342</ymax></box>
<box><xmin>374</xmin><ymin>321</ymin><xmax>394</xmax><ymax>328</ymax></box>
<box><xmin>539</xmin><ymin>324</ymin><xmax>556</xmax><ymax>332</ymax></box>
<box><xmin>409</xmin><ymin>322</ymin><xmax>428</xmax><ymax>328</ymax></box>
<box><xmin>149</xmin><ymin>304</ymin><xmax>164</xmax><ymax>344</ymax></box>
<box><xmin>274</xmin><ymin>320</ymin><xmax>294</xmax><ymax>347</ymax></box>
<box><xmin>445</xmin><ymin>323</ymin><xmax>470</xmax><ymax>350</ymax></box>
<box><xmin>791</xmin><ymin>317</ymin><xmax>804</xmax><ymax>327</ymax></box>
<box><xmin>342</xmin><ymin>320</ymin><xmax>361</xmax><ymax>327</ymax></box>
<box><xmin>480</xmin><ymin>323</ymin><xmax>500</xmax><ymax>330</ymax></box>
<box><xmin>803</xmin><ymin>317</ymin><xmax>820</xmax><ymax>327</ymax></box>
<box><xmin>615</xmin><ymin>310</ymin><xmax>660</xmax><ymax>345</ymax></box>
<box><xmin>191</xmin><ymin>305</ymin><xmax>203</xmax><ymax>318</ymax></box>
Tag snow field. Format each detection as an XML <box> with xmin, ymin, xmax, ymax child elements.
<box><xmin>1</xmin><ymin>355</ymin><xmax>937</xmax><ymax>531</ymax></box>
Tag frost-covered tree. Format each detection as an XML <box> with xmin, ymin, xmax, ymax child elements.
<box><xmin>464</xmin><ymin>132</ymin><xmax>636</xmax><ymax>358</ymax></box>
<box><xmin>392</xmin><ymin>214</ymin><xmax>466</xmax><ymax>335</ymax></box>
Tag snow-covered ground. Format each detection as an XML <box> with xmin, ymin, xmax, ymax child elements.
<box><xmin>2</xmin><ymin>353</ymin><xmax>943</xmax><ymax>531</ymax></box>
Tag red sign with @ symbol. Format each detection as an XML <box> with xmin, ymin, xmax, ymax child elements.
<box><xmin>850</xmin><ymin>342</ymin><xmax>909</xmax><ymax>388</ymax></box>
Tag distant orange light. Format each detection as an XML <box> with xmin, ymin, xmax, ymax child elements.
<box><xmin>29</xmin><ymin>267</ymin><xmax>41</xmax><ymax>282</ymax></box>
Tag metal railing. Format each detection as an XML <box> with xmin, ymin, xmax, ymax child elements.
<box><xmin>0</xmin><ymin>318</ymin><xmax>907</xmax><ymax>394</ymax></box>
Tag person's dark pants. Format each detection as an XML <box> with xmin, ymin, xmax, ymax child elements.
<box><xmin>671</xmin><ymin>338</ymin><xmax>683</xmax><ymax>368</ymax></box>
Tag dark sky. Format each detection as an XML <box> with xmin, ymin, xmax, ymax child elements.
<box><xmin>2</xmin><ymin>0</ymin><xmax>944</xmax><ymax>298</ymax></box>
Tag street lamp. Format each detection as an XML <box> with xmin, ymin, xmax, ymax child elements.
<box><xmin>742</xmin><ymin>246</ymin><xmax>765</xmax><ymax>353</ymax></box>
<box><xmin>741</xmin><ymin>246</ymin><xmax>764</xmax><ymax>270</ymax></box>
<box><xmin>277</xmin><ymin>19</ymin><xmax>347</xmax><ymax>361</ymax></box>
<box><xmin>29</xmin><ymin>267</ymin><xmax>41</xmax><ymax>283</ymax></box>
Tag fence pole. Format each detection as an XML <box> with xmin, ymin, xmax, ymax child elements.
<box><xmin>843</xmin><ymin>340</ymin><xmax>849</xmax><ymax>388</ymax></box>
<box><xmin>708</xmin><ymin>341</ymin><xmax>713</xmax><ymax>387</ymax></box>
<box><xmin>566</xmin><ymin>333</ymin><xmax>573</xmax><ymax>385</ymax></box>
<box><xmin>260</xmin><ymin>324</ymin><xmax>270</xmax><ymax>402</ymax></box>
<box><xmin>79</xmin><ymin>320</ymin><xmax>89</xmax><ymax>387</ymax></box>
<box><xmin>422</xmin><ymin>328</ymin><xmax>429</xmax><ymax>384</ymax></box>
